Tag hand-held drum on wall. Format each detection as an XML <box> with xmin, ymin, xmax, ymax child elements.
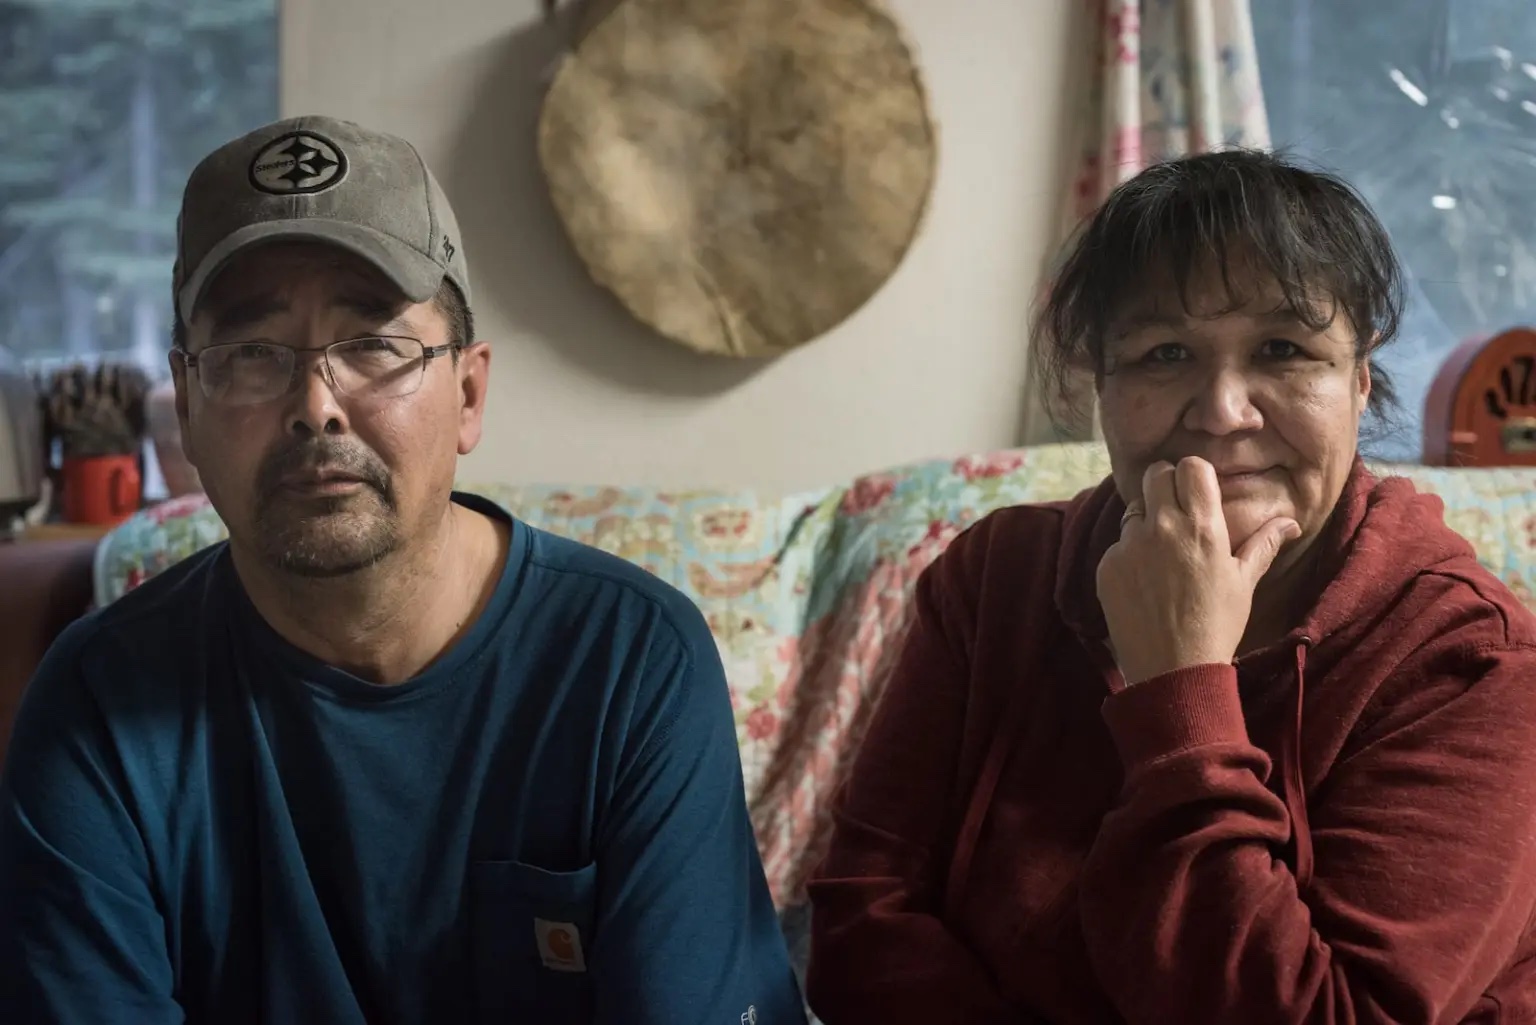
<box><xmin>538</xmin><ymin>0</ymin><xmax>938</xmax><ymax>358</ymax></box>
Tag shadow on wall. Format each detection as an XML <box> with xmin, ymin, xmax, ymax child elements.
<box><xmin>447</xmin><ymin>7</ymin><xmax>772</xmax><ymax>398</ymax></box>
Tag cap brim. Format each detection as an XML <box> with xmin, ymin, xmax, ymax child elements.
<box><xmin>177</xmin><ymin>219</ymin><xmax>447</xmax><ymax>328</ymax></box>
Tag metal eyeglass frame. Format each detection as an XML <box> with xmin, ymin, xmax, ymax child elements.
<box><xmin>175</xmin><ymin>335</ymin><xmax>461</xmax><ymax>404</ymax></box>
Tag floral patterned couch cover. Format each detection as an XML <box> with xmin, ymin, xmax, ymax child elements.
<box><xmin>95</xmin><ymin>442</ymin><xmax>1536</xmax><ymax>913</ymax></box>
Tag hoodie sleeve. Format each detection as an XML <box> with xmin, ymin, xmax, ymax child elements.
<box><xmin>1079</xmin><ymin>636</ymin><xmax>1536</xmax><ymax>1024</ymax></box>
<box><xmin>806</xmin><ymin>531</ymin><xmax>1018</xmax><ymax>1025</ymax></box>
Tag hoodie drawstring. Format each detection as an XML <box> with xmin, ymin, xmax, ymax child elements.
<box><xmin>945</xmin><ymin>641</ymin><xmax>1118</xmax><ymax>917</ymax></box>
<box><xmin>1282</xmin><ymin>640</ymin><xmax>1314</xmax><ymax>891</ymax></box>
<box><xmin>944</xmin><ymin>681</ymin><xmax>1031</xmax><ymax>919</ymax></box>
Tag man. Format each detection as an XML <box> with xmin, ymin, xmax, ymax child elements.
<box><xmin>0</xmin><ymin>115</ymin><xmax>805</xmax><ymax>1025</ymax></box>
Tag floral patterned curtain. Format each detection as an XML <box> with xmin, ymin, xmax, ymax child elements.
<box><xmin>1022</xmin><ymin>0</ymin><xmax>1272</xmax><ymax>444</ymax></box>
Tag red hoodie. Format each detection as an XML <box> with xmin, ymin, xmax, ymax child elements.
<box><xmin>807</xmin><ymin>463</ymin><xmax>1536</xmax><ymax>1025</ymax></box>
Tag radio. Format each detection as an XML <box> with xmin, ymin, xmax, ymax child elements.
<box><xmin>1423</xmin><ymin>327</ymin><xmax>1536</xmax><ymax>467</ymax></box>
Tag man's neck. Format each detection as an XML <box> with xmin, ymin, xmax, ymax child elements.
<box><xmin>232</xmin><ymin>502</ymin><xmax>509</xmax><ymax>684</ymax></box>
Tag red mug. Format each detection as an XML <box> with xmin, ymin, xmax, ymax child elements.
<box><xmin>61</xmin><ymin>454</ymin><xmax>142</xmax><ymax>526</ymax></box>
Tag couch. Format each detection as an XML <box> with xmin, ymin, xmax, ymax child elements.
<box><xmin>0</xmin><ymin>538</ymin><xmax>99</xmax><ymax>755</ymax></box>
<box><xmin>12</xmin><ymin>443</ymin><xmax>1536</xmax><ymax>986</ymax></box>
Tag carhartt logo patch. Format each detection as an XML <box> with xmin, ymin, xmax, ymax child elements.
<box><xmin>534</xmin><ymin>919</ymin><xmax>586</xmax><ymax>973</ymax></box>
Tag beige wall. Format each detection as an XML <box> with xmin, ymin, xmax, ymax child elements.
<box><xmin>282</xmin><ymin>0</ymin><xmax>1078</xmax><ymax>493</ymax></box>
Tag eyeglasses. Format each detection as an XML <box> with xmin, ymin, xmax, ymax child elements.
<box><xmin>177</xmin><ymin>336</ymin><xmax>459</xmax><ymax>407</ymax></box>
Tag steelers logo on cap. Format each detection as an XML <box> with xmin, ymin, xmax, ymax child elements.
<box><xmin>248</xmin><ymin>131</ymin><xmax>348</xmax><ymax>195</ymax></box>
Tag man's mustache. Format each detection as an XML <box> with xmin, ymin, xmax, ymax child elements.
<box><xmin>255</xmin><ymin>439</ymin><xmax>393</xmax><ymax>502</ymax></box>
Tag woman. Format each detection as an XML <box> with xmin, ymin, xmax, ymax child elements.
<box><xmin>806</xmin><ymin>150</ymin><xmax>1536</xmax><ymax>1024</ymax></box>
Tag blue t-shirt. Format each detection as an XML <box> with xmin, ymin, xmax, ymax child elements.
<box><xmin>0</xmin><ymin>494</ymin><xmax>805</xmax><ymax>1025</ymax></box>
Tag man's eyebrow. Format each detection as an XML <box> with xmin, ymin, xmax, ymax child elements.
<box><xmin>334</xmin><ymin>292</ymin><xmax>411</xmax><ymax>329</ymax></box>
<box><xmin>209</xmin><ymin>294</ymin><xmax>288</xmax><ymax>337</ymax></box>
<box><xmin>204</xmin><ymin>289</ymin><xmax>412</xmax><ymax>341</ymax></box>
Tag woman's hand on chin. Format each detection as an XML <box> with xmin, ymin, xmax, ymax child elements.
<box><xmin>1097</xmin><ymin>457</ymin><xmax>1301</xmax><ymax>686</ymax></box>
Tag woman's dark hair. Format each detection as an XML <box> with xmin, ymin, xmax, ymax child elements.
<box><xmin>1031</xmin><ymin>149</ymin><xmax>1405</xmax><ymax>431</ymax></box>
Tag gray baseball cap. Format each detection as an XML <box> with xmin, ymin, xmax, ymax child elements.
<box><xmin>173</xmin><ymin>114</ymin><xmax>470</xmax><ymax>328</ymax></box>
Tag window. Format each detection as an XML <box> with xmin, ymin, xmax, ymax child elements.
<box><xmin>1253</xmin><ymin>0</ymin><xmax>1536</xmax><ymax>461</ymax></box>
<box><xmin>0</xmin><ymin>0</ymin><xmax>278</xmax><ymax>377</ymax></box>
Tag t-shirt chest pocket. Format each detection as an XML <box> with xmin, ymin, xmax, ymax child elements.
<box><xmin>470</xmin><ymin>859</ymin><xmax>597</xmax><ymax>1024</ymax></box>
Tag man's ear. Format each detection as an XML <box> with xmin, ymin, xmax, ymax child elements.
<box><xmin>456</xmin><ymin>341</ymin><xmax>492</xmax><ymax>456</ymax></box>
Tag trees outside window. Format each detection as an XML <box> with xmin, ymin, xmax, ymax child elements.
<box><xmin>0</xmin><ymin>0</ymin><xmax>277</xmax><ymax>377</ymax></box>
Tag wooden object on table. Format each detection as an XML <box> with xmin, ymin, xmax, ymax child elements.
<box><xmin>1424</xmin><ymin>326</ymin><xmax>1536</xmax><ymax>467</ymax></box>
<box><xmin>44</xmin><ymin>362</ymin><xmax>149</xmax><ymax>460</ymax></box>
